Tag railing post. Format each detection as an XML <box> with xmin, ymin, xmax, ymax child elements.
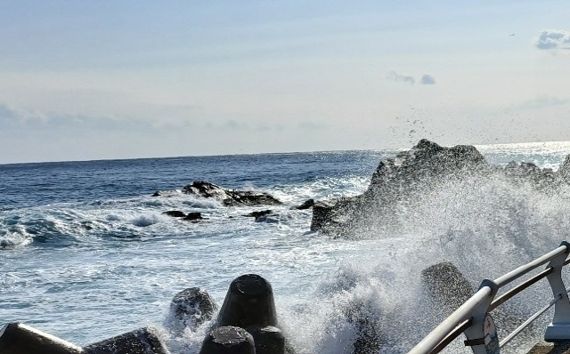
<box><xmin>463</xmin><ymin>280</ymin><xmax>500</xmax><ymax>354</ymax></box>
<box><xmin>544</xmin><ymin>241</ymin><xmax>570</xmax><ymax>342</ymax></box>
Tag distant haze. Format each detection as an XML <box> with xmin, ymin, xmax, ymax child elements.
<box><xmin>0</xmin><ymin>1</ymin><xmax>569</xmax><ymax>164</ymax></box>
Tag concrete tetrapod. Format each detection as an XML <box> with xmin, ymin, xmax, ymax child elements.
<box><xmin>199</xmin><ymin>326</ymin><xmax>256</xmax><ymax>354</ymax></box>
<box><xmin>83</xmin><ymin>327</ymin><xmax>169</xmax><ymax>354</ymax></box>
<box><xmin>0</xmin><ymin>323</ymin><xmax>83</xmax><ymax>354</ymax></box>
<box><xmin>214</xmin><ymin>274</ymin><xmax>285</xmax><ymax>354</ymax></box>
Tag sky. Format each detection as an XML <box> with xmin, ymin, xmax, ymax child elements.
<box><xmin>0</xmin><ymin>1</ymin><xmax>569</xmax><ymax>164</ymax></box>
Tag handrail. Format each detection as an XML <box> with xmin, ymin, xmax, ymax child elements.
<box><xmin>493</xmin><ymin>245</ymin><xmax>567</xmax><ymax>288</ymax></box>
<box><xmin>409</xmin><ymin>242</ymin><xmax>570</xmax><ymax>354</ymax></box>
<box><xmin>409</xmin><ymin>287</ymin><xmax>493</xmax><ymax>354</ymax></box>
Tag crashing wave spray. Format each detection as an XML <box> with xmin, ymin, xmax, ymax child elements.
<box><xmin>282</xmin><ymin>140</ymin><xmax>570</xmax><ymax>353</ymax></box>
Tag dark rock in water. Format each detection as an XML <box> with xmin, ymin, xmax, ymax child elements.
<box><xmin>292</xmin><ymin>199</ymin><xmax>315</xmax><ymax>210</ymax></box>
<box><xmin>84</xmin><ymin>327</ymin><xmax>168</xmax><ymax>354</ymax></box>
<box><xmin>244</xmin><ymin>210</ymin><xmax>278</xmax><ymax>222</ymax></box>
<box><xmin>170</xmin><ymin>287</ymin><xmax>217</xmax><ymax>330</ymax></box>
<box><xmin>184</xmin><ymin>212</ymin><xmax>204</xmax><ymax>221</ymax></box>
<box><xmin>183</xmin><ymin>181</ymin><xmax>282</xmax><ymax>207</ymax></box>
<box><xmin>244</xmin><ymin>210</ymin><xmax>273</xmax><ymax>218</ymax></box>
<box><xmin>199</xmin><ymin>326</ymin><xmax>255</xmax><ymax>354</ymax></box>
<box><xmin>163</xmin><ymin>210</ymin><xmax>186</xmax><ymax>218</ymax></box>
<box><xmin>0</xmin><ymin>323</ymin><xmax>83</xmax><ymax>354</ymax></box>
<box><xmin>152</xmin><ymin>191</ymin><xmax>161</xmax><ymax>197</ymax></box>
<box><xmin>421</xmin><ymin>262</ymin><xmax>473</xmax><ymax>311</ymax></box>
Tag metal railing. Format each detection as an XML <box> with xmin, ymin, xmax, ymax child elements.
<box><xmin>409</xmin><ymin>241</ymin><xmax>570</xmax><ymax>354</ymax></box>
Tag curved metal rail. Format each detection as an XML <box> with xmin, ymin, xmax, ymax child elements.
<box><xmin>409</xmin><ymin>242</ymin><xmax>570</xmax><ymax>354</ymax></box>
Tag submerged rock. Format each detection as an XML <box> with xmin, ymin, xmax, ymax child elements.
<box><xmin>163</xmin><ymin>210</ymin><xmax>186</xmax><ymax>218</ymax></box>
<box><xmin>183</xmin><ymin>181</ymin><xmax>282</xmax><ymax>207</ymax></box>
<box><xmin>184</xmin><ymin>212</ymin><xmax>204</xmax><ymax>221</ymax></box>
<box><xmin>169</xmin><ymin>287</ymin><xmax>217</xmax><ymax>330</ymax></box>
<box><xmin>244</xmin><ymin>210</ymin><xmax>280</xmax><ymax>222</ymax></box>
<box><xmin>244</xmin><ymin>210</ymin><xmax>273</xmax><ymax>218</ymax></box>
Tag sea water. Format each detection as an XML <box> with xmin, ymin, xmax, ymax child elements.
<box><xmin>2</xmin><ymin>142</ymin><xmax>570</xmax><ymax>353</ymax></box>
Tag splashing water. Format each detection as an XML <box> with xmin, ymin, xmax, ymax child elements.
<box><xmin>1</xmin><ymin>145</ymin><xmax>570</xmax><ymax>353</ymax></box>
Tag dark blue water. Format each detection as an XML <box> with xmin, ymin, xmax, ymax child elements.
<box><xmin>0</xmin><ymin>151</ymin><xmax>385</xmax><ymax>211</ymax></box>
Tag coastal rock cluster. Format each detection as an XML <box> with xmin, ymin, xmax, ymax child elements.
<box><xmin>310</xmin><ymin>139</ymin><xmax>570</xmax><ymax>236</ymax></box>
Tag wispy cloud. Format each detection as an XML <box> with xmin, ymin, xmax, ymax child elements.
<box><xmin>386</xmin><ymin>71</ymin><xmax>415</xmax><ymax>85</ymax></box>
<box><xmin>513</xmin><ymin>96</ymin><xmax>570</xmax><ymax>110</ymax></box>
<box><xmin>387</xmin><ymin>71</ymin><xmax>436</xmax><ymax>85</ymax></box>
<box><xmin>535</xmin><ymin>30</ymin><xmax>570</xmax><ymax>50</ymax></box>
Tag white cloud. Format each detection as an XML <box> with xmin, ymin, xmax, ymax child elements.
<box><xmin>386</xmin><ymin>71</ymin><xmax>415</xmax><ymax>85</ymax></box>
<box><xmin>420</xmin><ymin>74</ymin><xmax>436</xmax><ymax>85</ymax></box>
<box><xmin>535</xmin><ymin>30</ymin><xmax>570</xmax><ymax>50</ymax></box>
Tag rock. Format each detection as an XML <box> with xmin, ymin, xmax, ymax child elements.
<box><xmin>184</xmin><ymin>212</ymin><xmax>204</xmax><ymax>221</ymax></box>
<box><xmin>255</xmin><ymin>215</ymin><xmax>280</xmax><ymax>223</ymax></box>
<box><xmin>310</xmin><ymin>139</ymin><xmax>570</xmax><ymax>236</ymax></box>
<box><xmin>169</xmin><ymin>287</ymin><xmax>217</xmax><ymax>330</ymax></box>
<box><xmin>292</xmin><ymin>199</ymin><xmax>315</xmax><ymax>210</ymax></box>
<box><xmin>199</xmin><ymin>326</ymin><xmax>255</xmax><ymax>354</ymax></box>
<box><xmin>152</xmin><ymin>191</ymin><xmax>161</xmax><ymax>197</ymax></box>
<box><xmin>421</xmin><ymin>261</ymin><xmax>473</xmax><ymax>311</ymax></box>
<box><xmin>243</xmin><ymin>210</ymin><xmax>278</xmax><ymax>222</ymax></box>
<box><xmin>183</xmin><ymin>181</ymin><xmax>282</xmax><ymax>207</ymax></box>
<box><xmin>0</xmin><ymin>323</ymin><xmax>83</xmax><ymax>354</ymax></box>
<box><xmin>163</xmin><ymin>210</ymin><xmax>186</xmax><ymax>218</ymax></box>
<box><xmin>84</xmin><ymin>327</ymin><xmax>168</xmax><ymax>354</ymax></box>
<box><xmin>244</xmin><ymin>210</ymin><xmax>273</xmax><ymax>218</ymax></box>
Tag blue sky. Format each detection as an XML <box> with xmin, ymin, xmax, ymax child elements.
<box><xmin>0</xmin><ymin>1</ymin><xmax>569</xmax><ymax>163</ymax></box>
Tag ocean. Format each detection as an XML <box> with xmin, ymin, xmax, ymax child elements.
<box><xmin>3</xmin><ymin>141</ymin><xmax>570</xmax><ymax>353</ymax></box>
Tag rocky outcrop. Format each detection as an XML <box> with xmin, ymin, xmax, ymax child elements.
<box><xmin>183</xmin><ymin>181</ymin><xmax>282</xmax><ymax>207</ymax></box>
<box><xmin>310</xmin><ymin>139</ymin><xmax>569</xmax><ymax>235</ymax></box>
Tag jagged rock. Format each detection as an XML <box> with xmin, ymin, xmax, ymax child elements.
<box><xmin>169</xmin><ymin>287</ymin><xmax>217</xmax><ymax>330</ymax></box>
<box><xmin>184</xmin><ymin>212</ymin><xmax>204</xmax><ymax>221</ymax></box>
<box><xmin>183</xmin><ymin>181</ymin><xmax>282</xmax><ymax>207</ymax></box>
<box><xmin>292</xmin><ymin>199</ymin><xmax>315</xmax><ymax>210</ymax></box>
<box><xmin>310</xmin><ymin>139</ymin><xmax>570</xmax><ymax>236</ymax></box>
<box><xmin>152</xmin><ymin>191</ymin><xmax>161</xmax><ymax>197</ymax></box>
<box><xmin>163</xmin><ymin>210</ymin><xmax>186</xmax><ymax>218</ymax></box>
<box><xmin>421</xmin><ymin>262</ymin><xmax>473</xmax><ymax>311</ymax></box>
